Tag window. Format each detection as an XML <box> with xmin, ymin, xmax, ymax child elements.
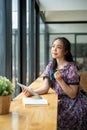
<box><xmin>12</xmin><ymin>0</ymin><xmax>20</xmax><ymax>96</ymax></box>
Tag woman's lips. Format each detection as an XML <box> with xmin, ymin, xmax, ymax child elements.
<box><xmin>52</xmin><ymin>53</ymin><xmax>57</xmax><ymax>55</ymax></box>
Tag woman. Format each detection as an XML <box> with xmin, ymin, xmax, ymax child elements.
<box><xmin>23</xmin><ymin>37</ymin><xmax>87</xmax><ymax>130</ymax></box>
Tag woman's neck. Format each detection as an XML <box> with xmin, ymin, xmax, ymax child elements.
<box><xmin>56</xmin><ymin>59</ymin><xmax>68</xmax><ymax>69</ymax></box>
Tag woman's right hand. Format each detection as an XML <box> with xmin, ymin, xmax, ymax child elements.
<box><xmin>22</xmin><ymin>88</ymin><xmax>32</xmax><ymax>97</ymax></box>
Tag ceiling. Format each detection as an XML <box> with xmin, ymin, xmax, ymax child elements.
<box><xmin>39</xmin><ymin>0</ymin><xmax>87</xmax><ymax>22</ymax></box>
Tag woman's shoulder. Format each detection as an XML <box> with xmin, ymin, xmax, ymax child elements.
<box><xmin>67</xmin><ymin>62</ymin><xmax>79</xmax><ymax>71</ymax></box>
<box><xmin>68</xmin><ymin>61</ymin><xmax>77</xmax><ymax>67</ymax></box>
<box><xmin>47</xmin><ymin>61</ymin><xmax>53</xmax><ymax>66</ymax></box>
<box><xmin>45</xmin><ymin>61</ymin><xmax>53</xmax><ymax>70</ymax></box>
<box><xmin>43</xmin><ymin>61</ymin><xmax>53</xmax><ymax>76</ymax></box>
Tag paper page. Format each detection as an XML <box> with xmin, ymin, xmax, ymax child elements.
<box><xmin>23</xmin><ymin>97</ymin><xmax>48</xmax><ymax>105</ymax></box>
<box><xmin>17</xmin><ymin>82</ymin><xmax>42</xmax><ymax>99</ymax></box>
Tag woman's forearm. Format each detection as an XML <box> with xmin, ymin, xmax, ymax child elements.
<box><xmin>57</xmin><ymin>79</ymin><xmax>78</xmax><ymax>99</ymax></box>
<box><xmin>34</xmin><ymin>86</ymin><xmax>49</xmax><ymax>95</ymax></box>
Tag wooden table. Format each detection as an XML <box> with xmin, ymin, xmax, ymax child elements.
<box><xmin>0</xmin><ymin>77</ymin><xmax>58</xmax><ymax>130</ymax></box>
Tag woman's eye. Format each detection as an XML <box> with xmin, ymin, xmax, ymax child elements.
<box><xmin>57</xmin><ymin>47</ymin><xmax>62</xmax><ymax>49</ymax></box>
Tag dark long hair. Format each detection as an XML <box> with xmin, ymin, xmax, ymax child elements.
<box><xmin>52</xmin><ymin>37</ymin><xmax>73</xmax><ymax>69</ymax></box>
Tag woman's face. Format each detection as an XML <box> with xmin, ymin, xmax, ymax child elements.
<box><xmin>51</xmin><ymin>39</ymin><xmax>67</xmax><ymax>59</ymax></box>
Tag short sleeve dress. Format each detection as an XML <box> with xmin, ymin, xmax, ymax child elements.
<box><xmin>43</xmin><ymin>61</ymin><xmax>87</xmax><ymax>130</ymax></box>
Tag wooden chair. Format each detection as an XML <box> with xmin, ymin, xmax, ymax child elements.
<box><xmin>80</xmin><ymin>71</ymin><xmax>87</xmax><ymax>92</ymax></box>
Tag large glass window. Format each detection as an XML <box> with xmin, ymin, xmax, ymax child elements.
<box><xmin>76</xmin><ymin>35</ymin><xmax>87</xmax><ymax>71</ymax></box>
<box><xmin>12</xmin><ymin>0</ymin><xmax>20</xmax><ymax>96</ymax></box>
<box><xmin>26</xmin><ymin>0</ymin><xmax>29</xmax><ymax>85</ymax></box>
<box><xmin>39</xmin><ymin>17</ymin><xmax>45</xmax><ymax>74</ymax></box>
<box><xmin>26</xmin><ymin>0</ymin><xmax>40</xmax><ymax>84</ymax></box>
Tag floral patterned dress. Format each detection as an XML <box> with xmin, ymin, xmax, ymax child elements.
<box><xmin>43</xmin><ymin>62</ymin><xmax>87</xmax><ymax>130</ymax></box>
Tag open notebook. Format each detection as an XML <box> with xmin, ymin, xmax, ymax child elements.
<box><xmin>17</xmin><ymin>82</ymin><xmax>48</xmax><ymax>105</ymax></box>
